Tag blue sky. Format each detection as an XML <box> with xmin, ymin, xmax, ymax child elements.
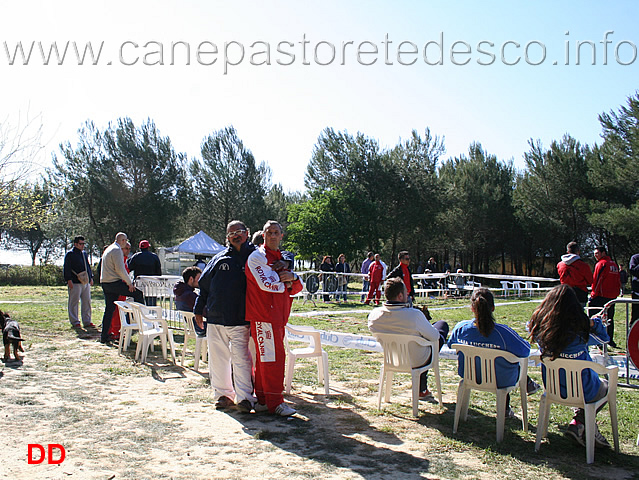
<box><xmin>1</xmin><ymin>0</ymin><xmax>637</xmax><ymax>198</ymax></box>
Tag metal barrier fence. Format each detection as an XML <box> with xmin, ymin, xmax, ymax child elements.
<box><xmin>587</xmin><ymin>297</ymin><xmax>639</xmax><ymax>389</ymax></box>
<box><xmin>295</xmin><ymin>271</ymin><xmax>557</xmax><ymax>302</ymax></box>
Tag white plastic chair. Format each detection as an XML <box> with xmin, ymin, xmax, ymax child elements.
<box><xmin>129</xmin><ymin>302</ymin><xmax>176</xmax><ymax>363</ymax></box>
<box><xmin>500</xmin><ymin>281</ymin><xmax>514</xmax><ymax>297</ymax></box>
<box><xmin>451</xmin><ymin>343</ymin><xmax>528</xmax><ymax>442</ymax></box>
<box><xmin>285</xmin><ymin>324</ymin><xmax>330</xmax><ymax>395</ymax></box>
<box><xmin>374</xmin><ymin>333</ymin><xmax>443</xmax><ymax>417</ymax></box>
<box><xmin>114</xmin><ymin>300</ymin><xmax>139</xmax><ymax>355</ymax></box>
<box><xmin>511</xmin><ymin>281</ymin><xmax>523</xmax><ymax>297</ymax></box>
<box><xmin>524</xmin><ymin>281</ymin><xmax>540</xmax><ymax>296</ymax></box>
<box><xmin>534</xmin><ymin>356</ymin><xmax>619</xmax><ymax>464</ymax></box>
<box><xmin>179</xmin><ymin>311</ymin><xmax>207</xmax><ymax>371</ymax></box>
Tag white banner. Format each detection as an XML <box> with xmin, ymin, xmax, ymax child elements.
<box><xmin>287</xmin><ymin>324</ymin><xmax>456</xmax><ymax>359</ymax></box>
<box><xmin>287</xmin><ymin>325</ymin><xmax>381</xmax><ymax>352</ymax></box>
<box><xmin>286</xmin><ymin>325</ymin><xmax>548</xmax><ymax>364</ymax></box>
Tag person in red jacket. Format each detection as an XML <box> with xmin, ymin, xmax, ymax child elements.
<box><xmin>365</xmin><ymin>254</ymin><xmax>385</xmax><ymax>305</ymax></box>
<box><xmin>556</xmin><ymin>241</ymin><xmax>593</xmax><ymax>307</ymax></box>
<box><xmin>245</xmin><ymin>220</ymin><xmax>303</xmax><ymax>416</ymax></box>
<box><xmin>589</xmin><ymin>245</ymin><xmax>621</xmax><ymax>347</ymax></box>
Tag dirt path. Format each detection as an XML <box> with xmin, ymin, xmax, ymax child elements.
<box><xmin>2</xmin><ymin>331</ymin><xmax>631</xmax><ymax>480</ymax></box>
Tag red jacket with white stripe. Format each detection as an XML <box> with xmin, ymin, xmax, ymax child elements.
<box><xmin>245</xmin><ymin>245</ymin><xmax>303</xmax><ymax>325</ymax></box>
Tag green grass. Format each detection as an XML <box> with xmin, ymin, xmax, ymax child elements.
<box><xmin>289</xmin><ymin>292</ymin><xmax>639</xmax><ymax>478</ymax></box>
<box><xmin>2</xmin><ymin>286</ymin><xmax>639</xmax><ymax>479</ymax></box>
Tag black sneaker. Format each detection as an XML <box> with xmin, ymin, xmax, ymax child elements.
<box><xmin>594</xmin><ymin>424</ymin><xmax>611</xmax><ymax>448</ymax></box>
<box><xmin>566</xmin><ymin>422</ymin><xmax>586</xmax><ymax>447</ymax></box>
<box><xmin>215</xmin><ymin>396</ymin><xmax>235</xmax><ymax>409</ymax></box>
<box><xmin>527</xmin><ymin>378</ymin><xmax>541</xmax><ymax>395</ymax></box>
<box><xmin>236</xmin><ymin>399</ymin><xmax>252</xmax><ymax>413</ymax></box>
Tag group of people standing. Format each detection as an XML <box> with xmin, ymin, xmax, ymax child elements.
<box><xmin>63</xmin><ymin>231</ymin><xmax>629</xmax><ymax>436</ymax></box>
<box><xmin>318</xmin><ymin>254</ymin><xmax>351</xmax><ymax>302</ymax></box>
<box><xmin>556</xmin><ymin>241</ymin><xmax>630</xmax><ymax>348</ymax></box>
<box><xmin>317</xmin><ymin>250</ymin><xmax>453</xmax><ymax>304</ymax></box>
<box><xmin>362</xmin><ymin>250</ymin><xmax>417</xmax><ymax>305</ymax></box>
<box><xmin>63</xmin><ymin>233</ymin><xmax>162</xmax><ymax>344</ymax></box>
<box><xmin>64</xmin><ymin>222</ymin><xmax>303</xmax><ymax>417</ymax></box>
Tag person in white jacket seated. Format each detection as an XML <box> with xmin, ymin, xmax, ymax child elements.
<box><xmin>368</xmin><ymin>277</ymin><xmax>449</xmax><ymax>399</ymax></box>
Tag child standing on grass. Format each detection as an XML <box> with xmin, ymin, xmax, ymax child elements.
<box><xmin>448</xmin><ymin>287</ymin><xmax>540</xmax><ymax>418</ymax></box>
<box><xmin>528</xmin><ymin>284</ymin><xmax>611</xmax><ymax>448</ymax></box>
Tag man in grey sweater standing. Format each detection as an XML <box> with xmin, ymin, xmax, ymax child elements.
<box><xmin>100</xmin><ymin>232</ymin><xmax>144</xmax><ymax>344</ymax></box>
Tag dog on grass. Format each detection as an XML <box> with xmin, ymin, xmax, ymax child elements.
<box><xmin>1</xmin><ymin>310</ymin><xmax>25</xmax><ymax>361</ymax></box>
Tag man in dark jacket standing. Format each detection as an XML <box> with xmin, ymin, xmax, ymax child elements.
<box><xmin>127</xmin><ymin>240</ymin><xmax>162</xmax><ymax>279</ymax></box>
<box><xmin>387</xmin><ymin>251</ymin><xmax>416</xmax><ymax>304</ymax></box>
<box><xmin>194</xmin><ymin>220</ymin><xmax>293</xmax><ymax>412</ymax></box>
<box><xmin>63</xmin><ymin>235</ymin><xmax>94</xmax><ymax>328</ymax></box>
<box><xmin>128</xmin><ymin>239</ymin><xmax>162</xmax><ymax>305</ymax></box>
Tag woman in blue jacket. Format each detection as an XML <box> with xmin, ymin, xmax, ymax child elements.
<box><xmin>448</xmin><ymin>287</ymin><xmax>533</xmax><ymax>417</ymax></box>
<box><xmin>528</xmin><ymin>284</ymin><xmax>611</xmax><ymax>448</ymax></box>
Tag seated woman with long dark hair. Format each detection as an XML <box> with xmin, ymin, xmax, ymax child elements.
<box><xmin>528</xmin><ymin>284</ymin><xmax>611</xmax><ymax>448</ymax></box>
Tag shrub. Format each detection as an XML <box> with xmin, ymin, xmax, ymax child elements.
<box><xmin>0</xmin><ymin>264</ymin><xmax>64</xmax><ymax>286</ymax></box>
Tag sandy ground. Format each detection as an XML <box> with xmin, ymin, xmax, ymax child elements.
<box><xmin>1</xmin><ymin>329</ymin><xmax>633</xmax><ymax>480</ymax></box>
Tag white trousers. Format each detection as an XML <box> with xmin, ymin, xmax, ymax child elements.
<box><xmin>68</xmin><ymin>283</ymin><xmax>92</xmax><ymax>326</ymax></box>
<box><xmin>206</xmin><ymin>324</ymin><xmax>255</xmax><ymax>403</ymax></box>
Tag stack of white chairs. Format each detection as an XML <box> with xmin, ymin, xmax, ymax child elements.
<box><xmin>129</xmin><ymin>302</ymin><xmax>176</xmax><ymax>363</ymax></box>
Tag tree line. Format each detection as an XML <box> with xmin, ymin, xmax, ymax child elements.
<box><xmin>1</xmin><ymin>93</ymin><xmax>638</xmax><ymax>276</ymax></box>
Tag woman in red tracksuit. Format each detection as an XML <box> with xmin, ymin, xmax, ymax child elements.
<box><xmin>365</xmin><ymin>254</ymin><xmax>385</xmax><ymax>305</ymax></box>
